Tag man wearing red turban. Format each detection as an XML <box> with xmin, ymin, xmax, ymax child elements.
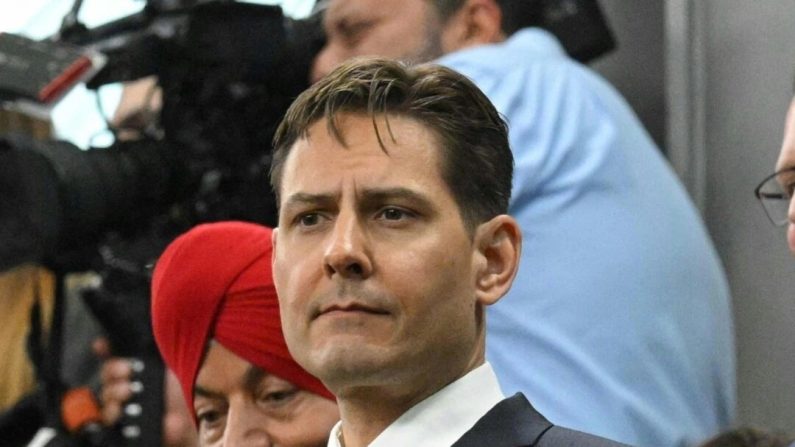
<box><xmin>151</xmin><ymin>221</ymin><xmax>339</xmax><ymax>446</ymax></box>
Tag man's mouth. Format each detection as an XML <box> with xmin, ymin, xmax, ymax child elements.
<box><xmin>315</xmin><ymin>302</ymin><xmax>390</xmax><ymax>319</ymax></box>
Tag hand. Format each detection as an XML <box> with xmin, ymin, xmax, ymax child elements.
<box><xmin>94</xmin><ymin>338</ymin><xmax>136</xmax><ymax>426</ymax></box>
<box><xmin>93</xmin><ymin>337</ymin><xmax>198</xmax><ymax>446</ymax></box>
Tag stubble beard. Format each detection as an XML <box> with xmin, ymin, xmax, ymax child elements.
<box><xmin>303</xmin><ymin>340</ymin><xmax>407</xmax><ymax>396</ymax></box>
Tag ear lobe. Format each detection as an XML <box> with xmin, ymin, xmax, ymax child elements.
<box><xmin>441</xmin><ymin>0</ymin><xmax>505</xmax><ymax>53</ymax></box>
<box><xmin>473</xmin><ymin>215</ymin><xmax>521</xmax><ymax>306</ymax></box>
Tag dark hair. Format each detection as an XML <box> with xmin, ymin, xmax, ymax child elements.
<box><xmin>270</xmin><ymin>57</ymin><xmax>512</xmax><ymax>231</ymax></box>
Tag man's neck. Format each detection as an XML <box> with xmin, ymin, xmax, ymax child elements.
<box><xmin>334</xmin><ymin>357</ymin><xmax>485</xmax><ymax>447</ymax></box>
<box><xmin>336</xmin><ymin>390</ymin><xmax>424</xmax><ymax>447</ymax></box>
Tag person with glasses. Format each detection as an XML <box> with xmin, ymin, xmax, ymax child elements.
<box><xmin>740</xmin><ymin>99</ymin><xmax>795</xmax><ymax>447</ymax></box>
<box><xmin>755</xmin><ymin>98</ymin><xmax>795</xmax><ymax>253</ymax></box>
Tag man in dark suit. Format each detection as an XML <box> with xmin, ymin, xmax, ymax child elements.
<box><xmin>269</xmin><ymin>57</ymin><xmax>628</xmax><ymax>446</ymax></box>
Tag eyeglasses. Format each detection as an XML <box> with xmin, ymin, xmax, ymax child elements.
<box><xmin>754</xmin><ymin>167</ymin><xmax>795</xmax><ymax>226</ymax></box>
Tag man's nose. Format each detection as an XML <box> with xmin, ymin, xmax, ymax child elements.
<box><xmin>323</xmin><ymin>212</ymin><xmax>373</xmax><ymax>279</ymax></box>
<box><xmin>221</xmin><ymin>401</ymin><xmax>272</xmax><ymax>447</ymax></box>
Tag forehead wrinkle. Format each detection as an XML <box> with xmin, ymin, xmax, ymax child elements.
<box><xmin>286</xmin><ymin>115</ymin><xmax>442</xmax><ymax>206</ymax></box>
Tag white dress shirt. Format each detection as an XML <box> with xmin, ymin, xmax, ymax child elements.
<box><xmin>327</xmin><ymin>362</ymin><xmax>505</xmax><ymax>447</ymax></box>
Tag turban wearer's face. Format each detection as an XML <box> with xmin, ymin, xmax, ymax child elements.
<box><xmin>150</xmin><ymin>221</ymin><xmax>338</xmax><ymax>445</ymax></box>
<box><xmin>193</xmin><ymin>340</ymin><xmax>339</xmax><ymax>446</ymax></box>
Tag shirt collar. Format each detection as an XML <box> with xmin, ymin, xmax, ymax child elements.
<box><xmin>506</xmin><ymin>27</ymin><xmax>567</xmax><ymax>57</ymax></box>
<box><xmin>437</xmin><ymin>26</ymin><xmax>567</xmax><ymax>68</ymax></box>
<box><xmin>327</xmin><ymin>362</ymin><xmax>505</xmax><ymax>447</ymax></box>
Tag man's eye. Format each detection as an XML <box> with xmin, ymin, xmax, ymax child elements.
<box><xmin>339</xmin><ymin>20</ymin><xmax>374</xmax><ymax>47</ymax></box>
<box><xmin>298</xmin><ymin>213</ymin><xmax>321</xmax><ymax>226</ymax></box>
<box><xmin>379</xmin><ymin>208</ymin><xmax>411</xmax><ymax>221</ymax></box>
<box><xmin>196</xmin><ymin>409</ymin><xmax>224</xmax><ymax>429</ymax></box>
<box><xmin>268</xmin><ymin>390</ymin><xmax>297</xmax><ymax>402</ymax></box>
<box><xmin>258</xmin><ymin>388</ymin><xmax>298</xmax><ymax>407</ymax></box>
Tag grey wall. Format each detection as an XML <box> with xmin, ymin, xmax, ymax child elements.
<box><xmin>701</xmin><ymin>0</ymin><xmax>795</xmax><ymax>429</ymax></box>
<box><xmin>593</xmin><ymin>0</ymin><xmax>795</xmax><ymax>432</ymax></box>
<box><xmin>592</xmin><ymin>0</ymin><xmax>666</xmax><ymax>150</ymax></box>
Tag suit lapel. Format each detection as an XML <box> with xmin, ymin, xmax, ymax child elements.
<box><xmin>451</xmin><ymin>393</ymin><xmax>553</xmax><ymax>447</ymax></box>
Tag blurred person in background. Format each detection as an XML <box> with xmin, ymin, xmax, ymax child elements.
<box><xmin>737</xmin><ymin>96</ymin><xmax>795</xmax><ymax>447</ymax></box>
<box><xmin>756</xmin><ymin>97</ymin><xmax>795</xmax><ymax>255</ymax></box>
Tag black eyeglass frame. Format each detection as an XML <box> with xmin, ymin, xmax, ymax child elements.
<box><xmin>754</xmin><ymin>166</ymin><xmax>795</xmax><ymax>226</ymax></box>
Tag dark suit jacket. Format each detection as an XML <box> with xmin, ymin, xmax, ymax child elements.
<box><xmin>452</xmin><ymin>393</ymin><xmax>631</xmax><ymax>447</ymax></box>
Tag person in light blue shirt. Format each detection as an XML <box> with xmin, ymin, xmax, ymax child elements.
<box><xmin>438</xmin><ymin>27</ymin><xmax>736</xmax><ymax>446</ymax></box>
<box><xmin>311</xmin><ymin>0</ymin><xmax>736</xmax><ymax>445</ymax></box>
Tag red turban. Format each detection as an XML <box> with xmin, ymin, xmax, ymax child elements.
<box><xmin>151</xmin><ymin>221</ymin><xmax>333</xmax><ymax>421</ymax></box>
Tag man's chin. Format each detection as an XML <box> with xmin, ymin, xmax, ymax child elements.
<box><xmin>303</xmin><ymin>343</ymin><xmax>395</xmax><ymax>390</ymax></box>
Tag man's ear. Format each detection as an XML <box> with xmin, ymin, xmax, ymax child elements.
<box><xmin>440</xmin><ymin>0</ymin><xmax>505</xmax><ymax>53</ymax></box>
<box><xmin>472</xmin><ymin>214</ymin><xmax>521</xmax><ymax>306</ymax></box>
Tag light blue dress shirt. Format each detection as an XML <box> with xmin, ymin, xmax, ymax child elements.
<box><xmin>439</xmin><ymin>29</ymin><xmax>736</xmax><ymax>447</ymax></box>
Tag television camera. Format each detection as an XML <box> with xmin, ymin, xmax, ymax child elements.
<box><xmin>0</xmin><ymin>1</ymin><xmax>324</xmax><ymax>446</ymax></box>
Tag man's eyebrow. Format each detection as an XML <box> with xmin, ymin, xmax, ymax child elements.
<box><xmin>359</xmin><ymin>187</ymin><xmax>434</xmax><ymax>209</ymax></box>
<box><xmin>282</xmin><ymin>192</ymin><xmax>338</xmax><ymax>210</ymax></box>
<box><xmin>194</xmin><ymin>385</ymin><xmax>224</xmax><ymax>400</ymax></box>
<box><xmin>243</xmin><ymin>365</ymin><xmax>268</xmax><ymax>393</ymax></box>
<box><xmin>194</xmin><ymin>366</ymin><xmax>270</xmax><ymax>400</ymax></box>
<box><xmin>284</xmin><ymin>188</ymin><xmax>433</xmax><ymax>207</ymax></box>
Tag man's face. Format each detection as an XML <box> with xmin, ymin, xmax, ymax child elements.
<box><xmin>193</xmin><ymin>341</ymin><xmax>339</xmax><ymax>447</ymax></box>
<box><xmin>273</xmin><ymin>113</ymin><xmax>483</xmax><ymax>395</ymax></box>
<box><xmin>311</xmin><ymin>0</ymin><xmax>445</xmax><ymax>82</ymax></box>
<box><xmin>775</xmin><ymin>97</ymin><xmax>795</xmax><ymax>254</ymax></box>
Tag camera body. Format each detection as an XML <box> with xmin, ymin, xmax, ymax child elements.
<box><xmin>0</xmin><ymin>3</ymin><xmax>323</xmax><ymax>446</ymax></box>
<box><xmin>0</xmin><ymin>1</ymin><xmax>324</xmax><ymax>272</ymax></box>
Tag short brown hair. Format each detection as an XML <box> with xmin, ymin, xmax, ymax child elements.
<box><xmin>270</xmin><ymin>57</ymin><xmax>512</xmax><ymax>231</ymax></box>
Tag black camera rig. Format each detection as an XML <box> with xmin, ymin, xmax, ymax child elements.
<box><xmin>0</xmin><ymin>1</ymin><xmax>323</xmax><ymax>446</ymax></box>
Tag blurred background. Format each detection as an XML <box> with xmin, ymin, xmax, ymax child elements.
<box><xmin>590</xmin><ymin>0</ymin><xmax>795</xmax><ymax>430</ymax></box>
